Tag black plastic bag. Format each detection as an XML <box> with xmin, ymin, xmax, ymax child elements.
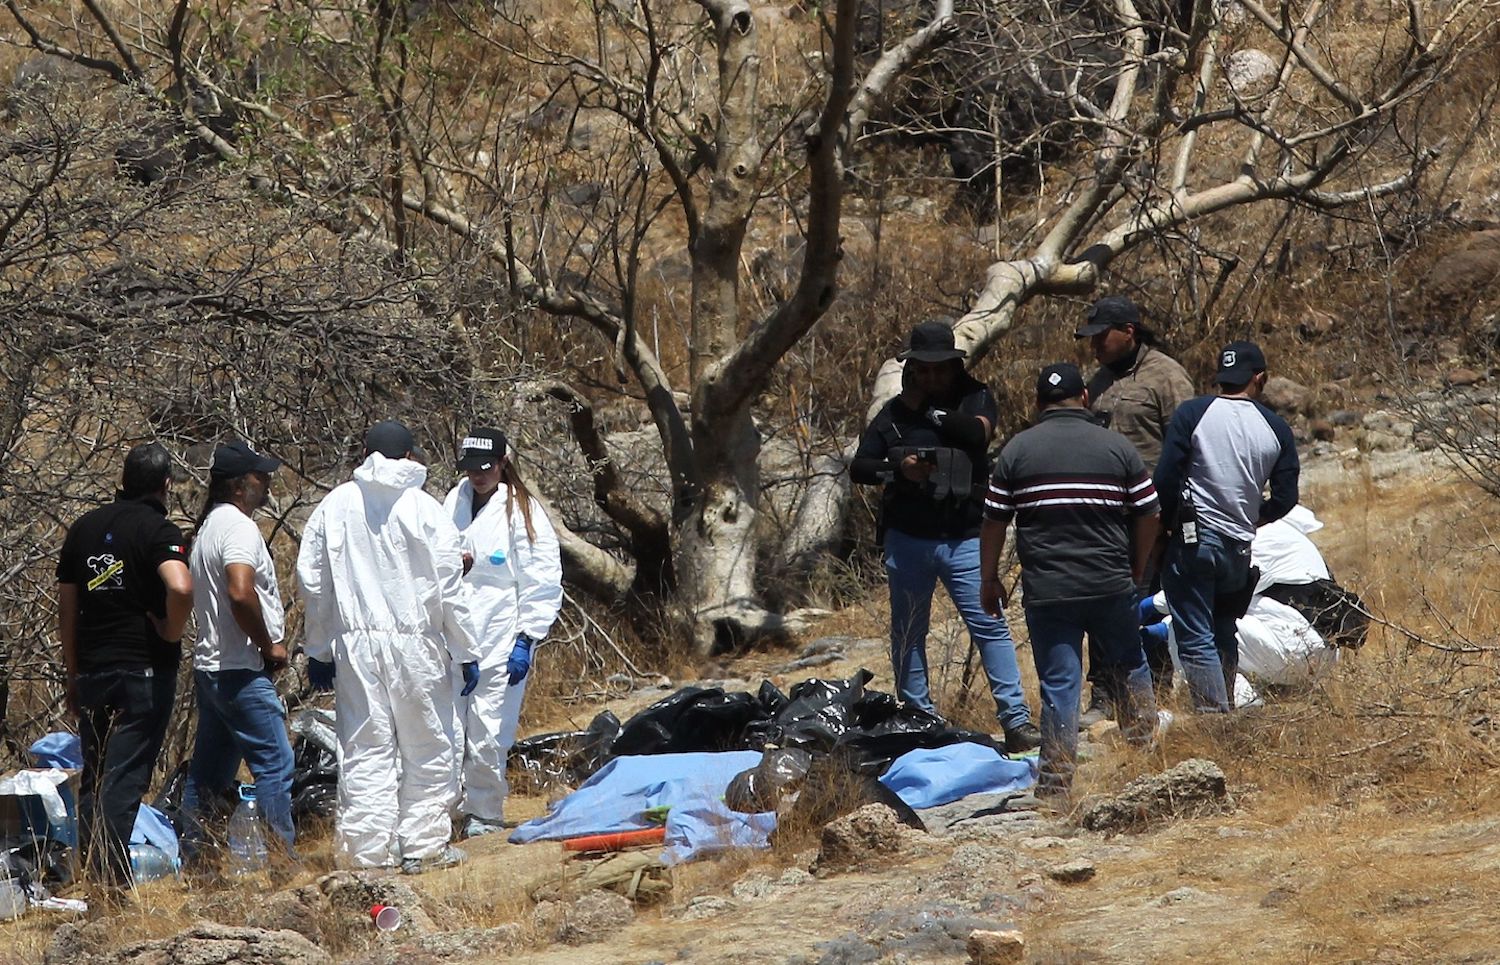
<box><xmin>509</xmin><ymin>710</ymin><xmax>624</xmax><ymax>793</ymax></box>
<box><xmin>724</xmin><ymin>747</ymin><xmax>813</xmax><ymax>814</ymax></box>
<box><xmin>766</xmin><ymin>670</ymin><xmax>873</xmax><ymax>753</ymax></box>
<box><xmin>611</xmin><ymin>688</ymin><xmax>765</xmax><ymax>756</ymax></box>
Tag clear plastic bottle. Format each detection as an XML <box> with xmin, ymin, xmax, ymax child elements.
<box><xmin>226</xmin><ymin>783</ymin><xmax>268</xmax><ymax>875</ymax></box>
<box><xmin>128</xmin><ymin>843</ymin><xmax>178</xmax><ymax>882</ymax></box>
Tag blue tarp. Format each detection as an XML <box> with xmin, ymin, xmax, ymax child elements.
<box><xmin>878</xmin><ymin>743</ymin><xmax>1037</xmax><ymax>810</ymax></box>
<box><xmin>21</xmin><ymin>732</ymin><xmax>177</xmax><ymax>859</ymax></box>
<box><xmin>510</xmin><ymin>751</ymin><xmax>774</xmax><ymax>862</ymax></box>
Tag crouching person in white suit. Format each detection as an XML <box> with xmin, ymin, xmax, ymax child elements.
<box><xmin>1143</xmin><ymin>504</ymin><xmax>1348</xmax><ymax>706</ymax></box>
<box><xmin>444</xmin><ymin>427</ymin><xmax>563</xmax><ymax>838</ymax></box>
<box><xmin>295</xmin><ymin>420</ymin><xmax>483</xmax><ymax>874</ymax></box>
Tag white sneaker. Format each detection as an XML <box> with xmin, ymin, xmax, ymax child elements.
<box><xmin>463</xmin><ymin>816</ymin><xmax>506</xmax><ymax>839</ymax></box>
<box><xmin>401</xmin><ymin>845</ymin><xmax>467</xmax><ymax>875</ymax></box>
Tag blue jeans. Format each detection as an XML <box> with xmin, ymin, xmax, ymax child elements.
<box><xmin>884</xmin><ymin>529</ymin><xmax>1031</xmax><ymax>731</ymax></box>
<box><xmin>1025</xmin><ymin>593</ymin><xmax>1157</xmax><ymax>796</ymax></box>
<box><xmin>184</xmin><ymin>669</ymin><xmax>296</xmax><ymax>851</ymax></box>
<box><xmin>1162</xmin><ymin>527</ymin><xmax>1252</xmax><ymax>712</ymax></box>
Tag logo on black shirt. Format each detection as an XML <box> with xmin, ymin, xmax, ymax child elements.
<box><xmin>86</xmin><ymin>554</ymin><xmax>125</xmax><ymax>591</ymax></box>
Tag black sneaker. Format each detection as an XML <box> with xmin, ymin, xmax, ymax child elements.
<box><xmin>1004</xmin><ymin>721</ymin><xmax>1042</xmax><ymax>753</ymax></box>
<box><xmin>1078</xmin><ymin>692</ymin><xmax>1115</xmax><ymax>729</ymax></box>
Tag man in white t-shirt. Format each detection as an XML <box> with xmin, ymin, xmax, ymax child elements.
<box><xmin>183</xmin><ymin>441</ymin><xmax>295</xmax><ymax>856</ymax></box>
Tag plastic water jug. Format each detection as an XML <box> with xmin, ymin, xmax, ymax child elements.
<box><xmin>227</xmin><ymin>784</ymin><xmax>268</xmax><ymax>875</ymax></box>
<box><xmin>128</xmin><ymin>843</ymin><xmax>178</xmax><ymax>882</ymax></box>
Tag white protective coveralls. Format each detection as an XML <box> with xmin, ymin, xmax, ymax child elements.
<box><xmin>296</xmin><ymin>453</ymin><xmax>481</xmax><ymax>868</ymax></box>
<box><xmin>443</xmin><ymin>479</ymin><xmax>562</xmax><ymax>822</ymax></box>
<box><xmin>1155</xmin><ymin>505</ymin><xmax>1338</xmax><ymax>706</ymax></box>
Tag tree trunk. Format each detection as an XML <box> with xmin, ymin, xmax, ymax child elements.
<box><xmin>674</xmin><ymin>407</ymin><xmax>762</xmax><ymax>653</ymax></box>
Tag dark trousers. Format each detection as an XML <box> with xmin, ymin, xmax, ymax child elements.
<box><xmin>1087</xmin><ymin>569</ymin><xmax>1171</xmax><ymax>700</ymax></box>
<box><xmin>77</xmin><ymin>667</ymin><xmax>177</xmax><ymax>884</ymax></box>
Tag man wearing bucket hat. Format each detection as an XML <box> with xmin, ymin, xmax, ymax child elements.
<box><xmin>851</xmin><ymin>321</ymin><xmax>1040</xmax><ymax>751</ymax></box>
<box><xmin>296</xmin><ymin>420</ymin><xmax>482</xmax><ymax>873</ymax></box>
<box><xmin>1154</xmin><ymin>341</ymin><xmax>1300</xmax><ymax>713</ymax></box>
<box><xmin>182</xmin><ymin>440</ymin><xmax>296</xmax><ymax>858</ymax></box>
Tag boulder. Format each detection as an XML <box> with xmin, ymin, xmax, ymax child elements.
<box><xmin>318</xmin><ymin>871</ymin><xmax>443</xmax><ymax>937</ymax></box>
<box><xmin>1446</xmin><ymin>368</ymin><xmax>1483</xmax><ymax>387</ymax></box>
<box><xmin>1079</xmin><ymin>758</ymin><xmax>1230</xmax><ymax>833</ymax></box>
<box><xmin>813</xmin><ymin>802</ymin><xmax>909</xmax><ymax>874</ymax></box>
<box><xmin>967</xmin><ymin>928</ymin><xmax>1025</xmax><ymax>964</ymax></box>
<box><xmin>556</xmin><ymin>889</ymin><xmax>634</xmax><ymax>945</ymax></box>
<box><xmin>1261</xmin><ymin>376</ymin><xmax>1310</xmax><ymax>417</ymax></box>
<box><xmin>94</xmin><ymin>922</ymin><xmax>332</xmax><ymax>965</ymax></box>
<box><xmin>1047</xmin><ymin>858</ymin><xmax>1097</xmax><ymax>884</ymax></box>
<box><xmin>1223</xmin><ymin>49</ymin><xmax>1279</xmax><ymax>99</ymax></box>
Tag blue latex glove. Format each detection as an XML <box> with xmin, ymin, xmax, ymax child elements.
<box><xmin>1140</xmin><ymin>622</ymin><xmax>1171</xmax><ymax>648</ymax></box>
<box><xmin>460</xmin><ymin>661</ymin><xmax>481</xmax><ymax>697</ymax></box>
<box><xmin>1138</xmin><ymin>594</ymin><xmax>1166</xmax><ymax>627</ymax></box>
<box><xmin>307</xmin><ymin>658</ymin><xmax>336</xmax><ymax>691</ymax></box>
<box><xmin>507</xmin><ymin>634</ymin><xmax>533</xmax><ymax>687</ymax></box>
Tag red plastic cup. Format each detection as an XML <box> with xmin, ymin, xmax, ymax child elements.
<box><xmin>370</xmin><ymin>904</ymin><xmax>402</xmax><ymax>932</ymax></box>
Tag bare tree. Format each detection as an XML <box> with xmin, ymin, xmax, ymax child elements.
<box><xmin>3</xmin><ymin>0</ymin><xmax>1494</xmax><ymax>661</ymax></box>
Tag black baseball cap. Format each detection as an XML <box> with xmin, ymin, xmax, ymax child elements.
<box><xmin>210</xmin><ymin>440</ymin><xmax>280</xmax><ymax>480</ymax></box>
<box><xmin>364</xmin><ymin>419</ymin><xmax>422</xmax><ymax>460</ymax></box>
<box><xmin>457</xmin><ymin>427</ymin><xmax>508</xmax><ymax>471</ymax></box>
<box><xmin>898</xmin><ymin>320</ymin><xmax>966</xmax><ymax>363</ymax></box>
<box><xmin>1075</xmin><ymin>295</ymin><xmax>1141</xmax><ymax>338</ymax></box>
<box><xmin>1215</xmin><ymin>340</ymin><xmax>1267</xmax><ymax>386</ymax></box>
<box><xmin>1037</xmin><ymin>362</ymin><xmax>1086</xmax><ymax>403</ymax></box>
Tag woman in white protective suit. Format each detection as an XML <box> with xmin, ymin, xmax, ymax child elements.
<box><xmin>296</xmin><ymin>420</ymin><xmax>483</xmax><ymax>874</ymax></box>
<box><xmin>445</xmin><ymin>427</ymin><xmax>563</xmax><ymax>838</ymax></box>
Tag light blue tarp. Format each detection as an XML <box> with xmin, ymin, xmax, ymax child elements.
<box><xmin>23</xmin><ymin>731</ymin><xmax>177</xmax><ymax>860</ymax></box>
<box><xmin>878</xmin><ymin>742</ymin><xmax>1037</xmax><ymax>810</ymax></box>
<box><xmin>510</xmin><ymin>751</ymin><xmax>773</xmax><ymax>863</ymax></box>
<box><xmin>511</xmin><ymin>744</ymin><xmax>1036</xmax><ymax>864</ymax></box>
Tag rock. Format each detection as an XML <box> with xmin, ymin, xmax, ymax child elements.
<box><xmin>557</xmin><ymin>889</ymin><xmax>634</xmax><ymax>945</ymax></box>
<box><xmin>1446</xmin><ymin>367</ymin><xmax>1483</xmax><ymax>387</ymax></box>
<box><xmin>318</xmin><ymin>871</ymin><xmax>442</xmax><ymax>937</ymax></box>
<box><xmin>98</xmin><ymin>922</ymin><xmax>332</xmax><ymax>965</ymax></box>
<box><xmin>1079</xmin><ymin>758</ymin><xmax>1230</xmax><ymax>833</ymax></box>
<box><xmin>1260</xmin><ymin>886</ymin><xmax>1297</xmax><ymax>908</ymax></box>
<box><xmin>407</xmin><ymin>925</ymin><xmax>524</xmax><ymax>958</ymax></box>
<box><xmin>1047</xmin><ymin>858</ymin><xmax>1096</xmax><ymax>884</ymax></box>
<box><xmin>814</xmin><ymin>802</ymin><xmax>908</xmax><ymax>874</ymax></box>
<box><xmin>1309</xmin><ymin>419</ymin><xmax>1336</xmax><ymax>442</ymax></box>
<box><xmin>1328</xmin><ymin>409</ymin><xmax>1362</xmax><ymax>426</ymax></box>
<box><xmin>1298</xmin><ymin>311</ymin><xmax>1336</xmax><ymax>340</ymax></box>
<box><xmin>246</xmin><ymin>887</ymin><xmax>325</xmax><ymax>945</ymax></box>
<box><xmin>1262</xmin><ymin>376</ymin><xmax>1311</xmax><ymax>416</ymax></box>
<box><xmin>45</xmin><ymin>921</ymin><xmax>112</xmax><ymax>965</ymax></box>
<box><xmin>1223</xmin><ymin>49</ymin><xmax>1279</xmax><ymax>98</ymax></box>
<box><xmin>967</xmin><ymin>928</ymin><xmax>1025</xmax><ymax>964</ymax></box>
<box><xmin>677</xmin><ymin>895</ymin><xmax>737</xmax><ymax>920</ymax></box>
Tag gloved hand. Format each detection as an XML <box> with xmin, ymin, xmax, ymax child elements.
<box><xmin>507</xmin><ymin>634</ymin><xmax>533</xmax><ymax>687</ymax></box>
<box><xmin>1138</xmin><ymin>594</ymin><xmax>1166</xmax><ymax>627</ymax></box>
<box><xmin>460</xmin><ymin>661</ymin><xmax>481</xmax><ymax>697</ymax></box>
<box><xmin>307</xmin><ymin>658</ymin><xmax>336</xmax><ymax>691</ymax></box>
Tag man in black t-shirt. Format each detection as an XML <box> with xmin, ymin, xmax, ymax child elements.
<box><xmin>851</xmin><ymin>322</ymin><xmax>1039</xmax><ymax>752</ymax></box>
<box><xmin>57</xmin><ymin>443</ymin><xmax>192</xmax><ymax>886</ymax></box>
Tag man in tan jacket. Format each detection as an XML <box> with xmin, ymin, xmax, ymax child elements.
<box><xmin>1075</xmin><ymin>295</ymin><xmax>1195</xmax><ymax>723</ymax></box>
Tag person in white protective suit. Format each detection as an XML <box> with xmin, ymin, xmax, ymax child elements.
<box><xmin>1142</xmin><ymin>504</ymin><xmax>1339</xmax><ymax>707</ymax></box>
<box><xmin>443</xmin><ymin>427</ymin><xmax>563</xmax><ymax>838</ymax></box>
<box><xmin>295</xmin><ymin>420</ymin><xmax>483</xmax><ymax>874</ymax></box>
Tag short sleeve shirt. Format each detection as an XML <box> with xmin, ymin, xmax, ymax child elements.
<box><xmin>57</xmin><ymin>496</ymin><xmax>189</xmax><ymax>673</ymax></box>
<box><xmin>190</xmin><ymin>504</ymin><xmax>286</xmax><ymax>672</ymax></box>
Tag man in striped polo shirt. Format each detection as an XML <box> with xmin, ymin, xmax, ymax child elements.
<box><xmin>980</xmin><ymin>363</ymin><xmax>1161</xmax><ymax>799</ymax></box>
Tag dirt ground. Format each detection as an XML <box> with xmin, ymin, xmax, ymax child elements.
<box><xmin>6</xmin><ymin>443</ymin><xmax>1500</xmax><ymax>964</ymax></box>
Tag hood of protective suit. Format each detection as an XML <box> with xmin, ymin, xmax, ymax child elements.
<box><xmin>354</xmin><ymin>451</ymin><xmax>429</xmax><ymax>492</ymax></box>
